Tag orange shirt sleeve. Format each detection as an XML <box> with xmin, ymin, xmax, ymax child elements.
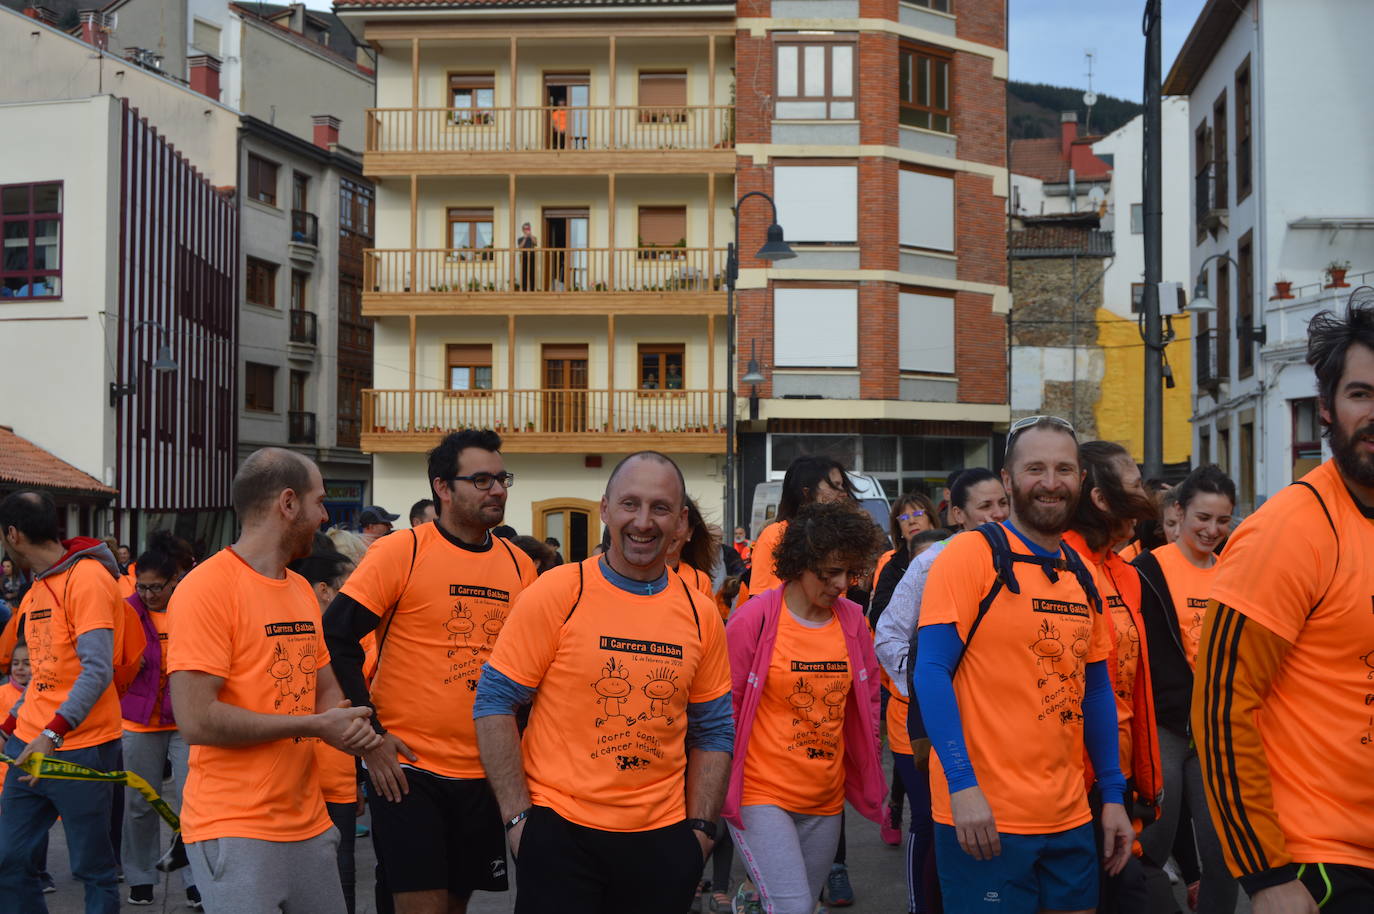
<box><xmin>917</xmin><ymin>533</ymin><xmax>991</xmax><ymax>636</ymax></box>
<box><xmin>749</xmin><ymin>523</ymin><xmax>785</xmax><ymax>593</ymax></box>
<box><xmin>687</xmin><ymin>591</ymin><xmax>730</xmax><ymax>704</ymax></box>
<box><xmin>167</xmin><ymin>566</ymin><xmax>234</xmax><ymax>678</ymax></box>
<box><xmin>66</xmin><ymin>562</ymin><xmax>119</xmax><ymax>637</ymax></box>
<box><xmin>1085</xmin><ymin>564</ymin><xmax>1112</xmax><ymax>665</ymax></box>
<box><xmin>1210</xmin><ymin>506</ymin><xmax>1330</xmax><ymax>645</ymax></box>
<box><xmin>338</xmin><ymin>531</ymin><xmax>413</xmax><ymax>618</ymax></box>
<box><xmin>485</xmin><ymin>568</ymin><xmax>571</xmax><ymax>689</ymax></box>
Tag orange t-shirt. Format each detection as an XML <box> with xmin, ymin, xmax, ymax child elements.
<box><xmin>315</xmin><ymin>741</ymin><xmax>358</xmax><ymax>805</ymax></box>
<box><xmin>748</xmin><ymin>521</ymin><xmax>787</xmax><ymax>594</ymax></box>
<box><xmin>1117</xmin><ymin>541</ymin><xmax>1144</xmax><ymax>562</ymax></box>
<box><xmin>167</xmin><ymin>548</ymin><xmax>333</xmax><ymax>844</ymax></box>
<box><xmin>1151</xmin><ymin>542</ymin><xmax>1218</xmax><ymax>669</ymax></box>
<box><xmin>742</xmin><ymin>610</ymin><xmax>851</xmax><ymax>815</ymax></box>
<box><xmin>488</xmin><ymin>557</ymin><xmax>731</xmax><ymax>832</ymax></box>
<box><xmin>340</xmin><ymin>527</ymin><xmax>536</xmax><ymax>779</ymax></box>
<box><xmin>16</xmin><ymin>559</ymin><xmax>124</xmax><ymax>750</ymax></box>
<box><xmin>1208</xmin><ymin>461</ymin><xmax>1374</xmax><ymax>869</ymax></box>
<box><xmin>675</xmin><ymin>563</ymin><xmax>714</xmax><ymax>599</ymax></box>
<box><xmin>873</xmin><ymin>549</ymin><xmax>896</xmax><ymax>593</ymax></box>
<box><xmin>919</xmin><ymin>526</ymin><xmax>1113</xmax><ymax>834</ymax></box>
<box><xmin>883</xmin><ymin>669</ymin><xmax>911</xmax><ymax>756</ymax></box>
<box><xmin>123</xmin><ymin>605</ymin><xmax>175</xmax><ymax>734</ymax></box>
<box><xmin>0</xmin><ymin>678</ymin><xmax>20</xmax><ymax>800</ymax></box>
<box><xmin>118</xmin><ymin>564</ymin><xmax>136</xmax><ymax>600</ymax></box>
<box><xmin>1096</xmin><ymin>562</ymin><xmax>1140</xmax><ymax>774</ymax></box>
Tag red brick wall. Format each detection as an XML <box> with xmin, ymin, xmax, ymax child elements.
<box><xmin>955</xmin><ymin>291</ymin><xmax>1006</xmax><ymax>403</ymax></box>
<box><xmin>859</xmin><ymin>282</ymin><xmax>899</xmax><ymax>398</ymax></box>
<box><xmin>956</xmin><ymin>0</ymin><xmax>1006</xmax><ymax>50</ymax></box>
<box><xmin>953</xmin><ymin>52</ymin><xmax>1006</xmax><ymax>168</ymax></box>
<box><xmin>859</xmin><ymin>31</ymin><xmax>899</xmax><ymax>146</ymax></box>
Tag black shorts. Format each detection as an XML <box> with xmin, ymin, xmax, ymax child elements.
<box><xmin>1298</xmin><ymin>862</ymin><xmax>1374</xmax><ymax>914</ymax></box>
<box><xmin>365</xmin><ymin>767</ymin><xmax>508</xmax><ymax>897</ymax></box>
<box><xmin>513</xmin><ymin>805</ymin><xmax>703</xmax><ymax>914</ymax></box>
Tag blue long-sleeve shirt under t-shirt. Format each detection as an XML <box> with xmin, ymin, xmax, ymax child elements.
<box><xmin>473</xmin><ymin>557</ymin><xmax>735</xmax><ymax>753</ymax></box>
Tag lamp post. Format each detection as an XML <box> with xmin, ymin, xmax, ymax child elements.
<box><xmin>725</xmin><ymin>191</ymin><xmax>795</xmax><ymax>530</ymax></box>
<box><xmin>1142</xmin><ymin>0</ymin><xmax>1164</xmax><ymax>479</ymax></box>
<box><xmin>110</xmin><ymin>320</ymin><xmax>178</xmax><ymax>407</ymax></box>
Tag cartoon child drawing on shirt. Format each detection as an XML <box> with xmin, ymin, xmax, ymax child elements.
<box><xmin>592</xmin><ymin>656</ymin><xmax>635</xmax><ymax>726</ymax></box>
<box><xmin>641</xmin><ymin>667</ymin><xmax>679</xmax><ymax>724</ymax></box>
<box><xmin>269</xmin><ymin>642</ymin><xmax>295</xmax><ymax>708</ymax></box>
<box><xmin>822</xmin><ymin>680</ymin><xmax>847</xmax><ymax>721</ymax></box>
<box><xmin>445</xmin><ymin>602</ymin><xmax>474</xmax><ymax>650</ymax></box>
<box><xmin>481</xmin><ymin>608</ymin><xmax>504</xmax><ymax>649</ymax></box>
<box><xmin>1032</xmin><ymin>620</ymin><xmax>1067</xmax><ymax>682</ymax></box>
<box><xmin>788</xmin><ymin>677</ymin><xmax>820</xmax><ymax>728</ymax></box>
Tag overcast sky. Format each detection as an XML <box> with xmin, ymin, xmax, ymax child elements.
<box><xmin>305</xmin><ymin>0</ymin><xmax>1212</xmax><ymax>102</ymax></box>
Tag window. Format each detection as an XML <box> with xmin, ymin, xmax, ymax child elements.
<box><xmin>244</xmin><ymin>362</ymin><xmax>276</xmax><ymax>412</ymax></box>
<box><xmin>449</xmin><ymin>73</ymin><xmax>495</xmax><ymax>124</ymax></box>
<box><xmin>1291</xmin><ymin>398</ymin><xmax>1321</xmax><ymax>480</ymax></box>
<box><xmin>1130</xmin><ymin>203</ymin><xmax>1144</xmax><ymax>234</ymax></box>
<box><xmin>246</xmin><ymin>257</ymin><xmax>278</xmax><ymax>307</ymax></box>
<box><xmin>1198</xmin><ymin>427</ymin><xmax>1211</xmax><ymax>465</ymax></box>
<box><xmin>304</xmin><ymin>20</ymin><xmax>329</xmax><ymax>46</ymax></box>
<box><xmin>898</xmin><ymin>43</ymin><xmax>952</xmax><ymax>133</ymax></box>
<box><xmin>774</xmin><ymin>165</ymin><xmax>857</xmax><ymax>243</ymax></box>
<box><xmin>215</xmin><ymin>386</ymin><xmax>231</xmax><ymax>451</ymax></box>
<box><xmin>192</xmin><ymin>19</ymin><xmax>221</xmax><ymax>54</ymax></box>
<box><xmin>638</xmin><ymin>72</ymin><xmax>687</xmax><ymax>123</ymax></box>
<box><xmin>247</xmin><ymin>154</ymin><xmax>278</xmax><ymax>206</ymax></box>
<box><xmin>290</xmin><ymin>370</ymin><xmax>308</xmax><ymax>412</ymax></box>
<box><xmin>292</xmin><ymin>172</ymin><xmax>309</xmax><ymax>212</ymax></box>
<box><xmin>189</xmin><ymin>378</ymin><xmax>206</xmax><ymax>449</ymax></box>
<box><xmin>446</xmin><ymin>208</ymin><xmax>494</xmax><ymax>259</ymax></box>
<box><xmin>1217</xmin><ymin>427</ymin><xmax>1231</xmax><ymax>475</ymax></box>
<box><xmin>1131</xmin><ymin>282</ymin><xmax>1145</xmax><ymax>314</ymax></box>
<box><xmin>899</xmin><ymin>290</ymin><xmax>954</xmax><ymax>374</ymax></box>
<box><xmin>638</xmin><ymin>344</ymin><xmax>685</xmax><ymax>390</ymax></box>
<box><xmin>1235</xmin><ymin>58</ymin><xmax>1252</xmax><ymax>201</ymax></box>
<box><xmin>1215</xmin><ymin>258</ymin><xmax>1231</xmax><ymax>379</ymax></box>
<box><xmin>1194</xmin><ymin>120</ymin><xmax>1210</xmax><ymax>242</ymax></box>
<box><xmin>899</xmin><ymin>166</ymin><xmax>954</xmax><ymax>252</ymax></box>
<box><xmin>774</xmin><ymin>287</ymin><xmax>857</xmax><ymax>367</ymax></box>
<box><xmin>1</xmin><ymin>182</ymin><xmax>62</xmax><ymax>299</ymax></box>
<box><xmin>340</xmin><ymin>178</ymin><xmax>374</xmax><ymax>239</ymax></box>
<box><xmin>1238</xmin><ymin>231</ymin><xmax>1254</xmax><ymax>379</ymax></box>
<box><xmin>775</xmin><ymin>39</ymin><xmax>855</xmax><ymax>120</ymax></box>
<box><xmin>638</xmin><ymin>207</ymin><xmax>687</xmax><ymax>258</ymax></box>
<box><xmin>291</xmin><ymin>270</ymin><xmax>308</xmax><ymax>311</ymax></box>
<box><xmin>446</xmin><ymin>344</ymin><xmax>493</xmax><ymax>391</ymax></box>
<box><xmin>907</xmin><ymin>0</ymin><xmax>950</xmax><ymax>9</ymax></box>
<box><xmin>1239</xmin><ymin>421</ymin><xmax>1255</xmax><ymax>509</ymax></box>
<box><xmin>1212</xmin><ymin>92</ymin><xmax>1228</xmax><ymax>210</ymax></box>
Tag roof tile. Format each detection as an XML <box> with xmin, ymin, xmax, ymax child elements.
<box><xmin>0</xmin><ymin>427</ymin><xmax>117</xmax><ymax>497</ymax></box>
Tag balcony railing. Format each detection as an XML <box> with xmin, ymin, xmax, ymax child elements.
<box><xmin>289</xmin><ymin>410</ymin><xmax>317</xmax><ymax>445</ymax></box>
<box><xmin>364</xmin><ymin>248</ymin><xmax>726</xmax><ymax>295</ymax></box>
<box><xmin>365</xmin><ymin>105</ymin><xmax>735</xmax><ymax>154</ymax></box>
<box><xmin>291</xmin><ymin>209</ymin><xmax>319</xmax><ymax>246</ymax></box>
<box><xmin>289</xmin><ymin>308</ymin><xmax>317</xmax><ymax>345</ymax></box>
<box><xmin>363</xmin><ymin>388</ymin><xmax>727</xmax><ymax>437</ymax></box>
<box><xmin>1196</xmin><ymin>328</ymin><xmax>1220</xmax><ymax>392</ymax></box>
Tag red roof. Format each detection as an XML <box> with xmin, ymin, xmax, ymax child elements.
<box><xmin>333</xmin><ymin>0</ymin><xmax>725</xmax><ymax>7</ymax></box>
<box><xmin>1011</xmin><ymin>136</ymin><xmax>1111</xmax><ymax>184</ymax></box>
<box><xmin>0</xmin><ymin>427</ymin><xmax>117</xmax><ymax>497</ymax></box>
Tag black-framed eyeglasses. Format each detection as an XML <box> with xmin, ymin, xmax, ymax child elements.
<box><xmin>1004</xmin><ymin>415</ymin><xmax>1077</xmax><ymax>455</ymax></box>
<box><xmin>449</xmin><ymin>472</ymin><xmax>515</xmax><ymax>491</ymax></box>
<box><xmin>135</xmin><ymin>581</ymin><xmax>169</xmax><ymax>595</ymax></box>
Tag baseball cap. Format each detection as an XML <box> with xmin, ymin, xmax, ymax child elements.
<box><xmin>359</xmin><ymin>505</ymin><xmax>400</xmax><ymax>525</ymax></box>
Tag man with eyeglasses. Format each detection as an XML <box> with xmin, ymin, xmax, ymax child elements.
<box><xmin>324</xmin><ymin>429</ymin><xmax>537</xmax><ymax>914</ymax></box>
<box><xmin>913</xmin><ymin>416</ymin><xmax>1133</xmax><ymax>914</ymax></box>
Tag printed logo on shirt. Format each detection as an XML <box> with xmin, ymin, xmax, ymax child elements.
<box><xmin>588</xmin><ymin>639</ymin><xmax>689</xmax><ymax>771</ymax></box>
<box><xmin>1032</xmin><ymin>598</ymin><xmax>1090</xmax><ymax>618</ymax></box>
<box><xmin>264</xmin><ymin>621</ymin><xmax>317</xmax><ymax>637</ymax></box>
<box><xmin>1030</xmin><ymin>619</ymin><xmax>1090</xmax><ymax>726</ymax></box>
<box><xmin>792</xmin><ymin>660</ymin><xmax>848</xmax><ymax>673</ymax></box>
<box><xmin>598</xmin><ymin>636</ymin><xmax>685</xmax><ymax>659</ymax></box>
<box><xmin>1187</xmin><ymin>597</ymin><xmax>1209</xmax><ymax>610</ymax></box>
<box><xmin>442</xmin><ymin>584</ymin><xmax>516</xmax><ymax>688</ymax></box>
<box><xmin>29</xmin><ymin>608</ymin><xmax>52</xmax><ymax>621</ymax></box>
<box><xmin>783</xmin><ymin>670</ymin><xmax>849</xmax><ymax>760</ymax></box>
<box><xmin>1105</xmin><ymin>595</ymin><xmax>1126</xmax><ymax>610</ymax></box>
<box><xmin>266</xmin><ymin>636</ymin><xmax>318</xmax><ymax>714</ymax></box>
<box><xmin>450</xmin><ymin>584</ymin><xmax>511</xmax><ymax>602</ymax></box>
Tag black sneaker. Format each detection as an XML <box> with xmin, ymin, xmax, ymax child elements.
<box><xmin>187</xmin><ymin>885</ymin><xmax>204</xmax><ymax>911</ymax></box>
<box><xmin>128</xmin><ymin>884</ymin><xmax>154</xmax><ymax>906</ymax></box>
<box><xmin>38</xmin><ymin>872</ymin><xmax>55</xmax><ymax>894</ymax></box>
<box><xmin>157</xmin><ymin>834</ymin><xmax>190</xmax><ymax>873</ymax></box>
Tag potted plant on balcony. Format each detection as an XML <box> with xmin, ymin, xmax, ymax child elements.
<box><xmin>1271</xmin><ymin>276</ymin><xmax>1294</xmax><ymax>300</ymax></box>
<box><xmin>1326</xmin><ymin>260</ymin><xmax>1351</xmax><ymax>289</ymax></box>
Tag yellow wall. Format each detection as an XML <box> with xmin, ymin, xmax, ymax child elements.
<box><xmin>1093</xmin><ymin>309</ymin><xmax>1193</xmax><ymax>466</ymax></box>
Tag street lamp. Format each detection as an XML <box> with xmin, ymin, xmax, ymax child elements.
<box><xmin>110</xmin><ymin>320</ymin><xmax>178</xmax><ymax>406</ymax></box>
<box><xmin>741</xmin><ymin>339</ymin><xmax>767</xmax><ymax>421</ymax></box>
<box><xmin>725</xmin><ymin>191</ymin><xmax>795</xmax><ymax>530</ymax></box>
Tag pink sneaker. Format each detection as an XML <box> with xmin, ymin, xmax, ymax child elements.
<box><xmin>880</xmin><ymin>806</ymin><xmax>902</xmax><ymax>846</ymax></box>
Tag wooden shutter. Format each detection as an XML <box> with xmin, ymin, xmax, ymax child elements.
<box><xmin>446</xmin><ymin>343</ymin><xmax>492</xmax><ymax>367</ymax></box>
<box><xmin>638</xmin><ymin>72</ymin><xmax>686</xmax><ymax>107</ymax></box>
<box><xmin>638</xmin><ymin>207</ymin><xmax>686</xmax><ymax>247</ymax></box>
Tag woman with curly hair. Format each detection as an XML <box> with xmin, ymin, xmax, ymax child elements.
<box><xmin>722</xmin><ymin>502</ymin><xmax>887</xmax><ymax>914</ymax></box>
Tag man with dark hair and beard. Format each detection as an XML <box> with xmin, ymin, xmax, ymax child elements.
<box><xmin>167</xmin><ymin>448</ymin><xmax>383</xmax><ymax>913</ymax></box>
<box><xmin>914</xmin><ymin>417</ymin><xmax>1133</xmax><ymax>914</ymax></box>
<box><xmin>323</xmin><ymin>429</ymin><xmax>537</xmax><ymax>914</ymax></box>
<box><xmin>1193</xmin><ymin>300</ymin><xmax>1374</xmax><ymax>914</ymax></box>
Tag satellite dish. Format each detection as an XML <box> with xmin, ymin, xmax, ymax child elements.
<box><xmin>1083</xmin><ymin>91</ymin><xmax>1098</xmax><ymax>107</ymax></box>
<box><xmin>1087</xmin><ymin>186</ymin><xmax>1107</xmax><ymax>207</ymax></box>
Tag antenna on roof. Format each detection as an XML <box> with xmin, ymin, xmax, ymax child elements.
<box><xmin>1082</xmin><ymin>50</ymin><xmax>1098</xmax><ymax>135</ymax></box>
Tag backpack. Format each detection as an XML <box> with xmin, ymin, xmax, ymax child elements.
<box><xmin>906</xmin><ymin>523</ymin><xmax>1103</xmax><ymax>740</ymax></box>
<box><xmin>39</xmin><ymin>559</ymin><xmax>147</xmax><ymax>698</ymax></box>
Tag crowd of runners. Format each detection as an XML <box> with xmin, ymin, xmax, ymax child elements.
<box><xmin>1</xmin><ymin>301</ymin><xmax>1373</xmax><ymax>914</ymax></box>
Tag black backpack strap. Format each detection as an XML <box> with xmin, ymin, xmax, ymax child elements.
<box><xmin>1058</xmin><ymin>541</ymin><xmax>1104</xmax><ymax>615</ymax></box>
<box><xmin>495</xmin><ymin>536</ymin><xmax>523</xmax><ymax>577</ymax></box>
<box><xmin>564</xmin><ymin>559</ymin><xmax>586</xmax><ymax>623</ymax></box>
<box><xmin>678</xmin><ymin>576</ymin><xmax>702</xmax><ymax>641</ymax></box>
<box><xmin>371</xmin><ymin>528</ymin><xmax>419</xmax><ymax>676</ymax></box>
<box><xmin>975</xmin><ymin>522</ymin><xmax>1019</xmax><ymax>593</ymax></box>
<box><xmin>1291</xmin><ymin>480</ymin><xmax>1340</xmax><ymax>617</ymax></box>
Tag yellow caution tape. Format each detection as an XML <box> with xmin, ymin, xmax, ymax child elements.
<box><xmin>2</xmin><ymin>751</ymin><xmax>180</xmax><ymax>831</ymax></box>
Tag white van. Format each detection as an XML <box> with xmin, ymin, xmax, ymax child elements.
<box><xmin>748</xmin><ymin>473</ymin><xmax>891</xmax><ymax>542</ymax></box>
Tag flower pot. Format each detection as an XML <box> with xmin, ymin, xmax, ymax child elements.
<box><xmin>1271</xmin><ymin>281</ymin><xmax>1294</xmax><ymax>300</ymax></box>
<box><xmin>1325</xmin><ymin>269</ymin><xmax>1349</xmax><ymax>289</ymax></box>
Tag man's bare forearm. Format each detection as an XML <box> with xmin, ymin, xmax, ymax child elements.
<box><xmin>172</xmin><ymin>672</ymin><xmax>319</xmax><ymax>747</ymax></box>
<box><xmin>476</xmin><ymin>714</ymin><xmax>531</xmax><ymax>819</ymax></box>
<box><xmin>316</xmin><ymin>665</ymin><xmax>345</xmax><ymax>712</ymax></box>
<box><xmin>684</xmin><ymin>748</ymin><xmax>731</xmax><ymax>822</ymax></box>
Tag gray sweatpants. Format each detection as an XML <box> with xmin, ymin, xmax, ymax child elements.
<box><xmin>1139</xmin><ymin>726</ymin><xmax>1238</xmax><ymax>914</ymax></box>
<box><xmin>120</xmin><ymin>728</ymin><xmax>191</xmax><ymax>889</ymax></box>
<box><xmin>188</xmin><ymin>827</ymin><xmax>344</xmax><ymax>914</ymax></box>
<box><xmin>729</xmin><ymin>805</ymin><xmax>843</xmax><ymax>914</ymax></box>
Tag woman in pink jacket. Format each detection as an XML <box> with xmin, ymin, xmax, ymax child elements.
<box><xmin>724</xmin><ymin>501</ymin><xmax>887</xmax><ymax>914</ymax></box>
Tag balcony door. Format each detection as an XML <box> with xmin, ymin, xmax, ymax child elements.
<box><xmin>533</xmin><ymin>498</ymin><xmax>598</xmax><ymax>562</ymax></box>
<box><xmin>544</xmin><ymin>73</ymin><xmax>590</xmax><ymax>149</ymax></box>
<box><xmin>542</xmin><ymin>343</ymin><xmax>588</xmax><ymax>433</ymax></box>
<box><xmin>542</xmin><ymin>207</ymin><xmax>589</xmax><ymax>291</ymax></box>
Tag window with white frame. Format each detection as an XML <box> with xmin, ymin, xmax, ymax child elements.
<box><xmin>774</xmin><ymin>165</ymin><xmax>857</xmax><ymax>244</ymax></box>
<box><xmin>899</xmin><ymin>167</ymin><xmax>954</xmax><ymax>252</ymax></box>
<box><xmin>899</xmin><ymin>290</ymin><xmax>955</xmax><ymax>373</ymax></box>
<box><xmin>774</xmin><ymin>287</ymin><xmax>857</xmax><ymax>367</ymax></box>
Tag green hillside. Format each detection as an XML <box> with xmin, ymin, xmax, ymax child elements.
<box><xmin>1008</xmin><ymin>81</ymin><xmax>1144</xmax><ymax>140</ymax></box>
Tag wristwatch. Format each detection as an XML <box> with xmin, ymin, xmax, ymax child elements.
<box><xmin>40</xmin><ymin>728</ymin><xmax>64</xmax><ymax>749</ymax></box>
<box><xmin>685</xmin><ymin>818</ymin><xmax>717</xmax><ymax>841</ymax></box>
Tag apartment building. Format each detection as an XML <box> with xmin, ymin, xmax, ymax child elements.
<box><xmin>1167</xmin><ymin>0</ymin><xmax>1373</xmax><ymax>512</ymax></box>
<box><xmin>731</xmin><ymin>0</ymin><xmax>1010</xmax><ymax>515</ymax></box>
<box><xmin>336</xmin><ymin>0</ymin><xmax>734</xmax><ymax>552</ymax></box>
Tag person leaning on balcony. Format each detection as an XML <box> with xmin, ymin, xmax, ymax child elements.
<box><xmin>517</xmin><ymin>223</ymin><xmax>538</xmax><ymax>292</ymax></box>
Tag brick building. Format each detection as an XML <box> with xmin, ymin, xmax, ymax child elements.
<box><xmin>732</xmin><ymin>0</ymin><xmax>1010</xmax><ymax>520</ymax></box>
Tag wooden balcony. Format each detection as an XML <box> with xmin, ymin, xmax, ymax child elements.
<box><xmin>361</xmin><ymin>388</ymin><xmax>728</xmax><ymax>454</ymax></box>
<box><xmin>362</xmin><ymin>247</ymin><xmax>727</xmax><ymax>316</ymax></box>
<box><xmin>363</xmin><ymin>105</ymin><xmax>735</xmax><ymax>176</ymax></box>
